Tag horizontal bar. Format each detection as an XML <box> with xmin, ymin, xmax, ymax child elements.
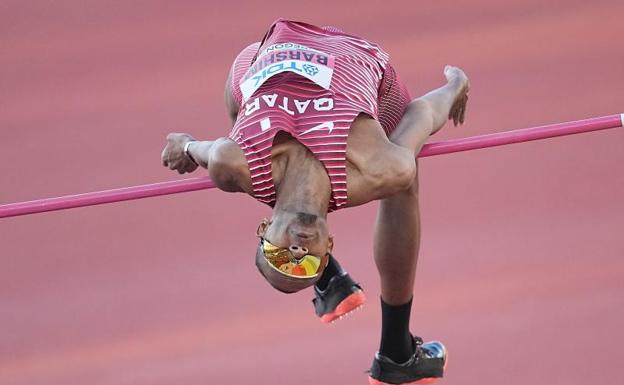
<box><xmin>1</xmin><ymin>113</ymin><xmax>622</xmax><ymax>219</ymax></box>
<box><xmin>418</xmin><ymin>113</ymin><xmax>623</xmax><ymax>157</ymax></box>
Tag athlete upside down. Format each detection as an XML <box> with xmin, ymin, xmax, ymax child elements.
<box><xmin>161</xmin><ymin>19</ymin><xmax>469</xmax><ymax>385</ymax></box>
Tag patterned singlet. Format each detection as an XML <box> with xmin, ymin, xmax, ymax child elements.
<box><xmin>228</xmin><ymin>19</ymin><xmax>410</xmax><ymax>211</ymax></box>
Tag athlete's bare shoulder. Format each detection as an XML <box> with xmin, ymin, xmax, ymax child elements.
<box><xmin>208</xmin><ymin>138</ymin><xmax>253</xmax><ymax>194</ymax></box>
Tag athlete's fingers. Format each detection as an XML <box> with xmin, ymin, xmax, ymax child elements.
<box><xmin>188</xmin><ymin>163</ymin><xmax>198</xmax><ymax>173</ymax></box>
<box><xmin>181</xmin><ymin>159</ymin><xmax>194</xmax><ymax>172</ymax></box>
<box><xmin>177</xmin><ymin>159</ymin><xmax>196</xmax><ymax>174</ymax></box>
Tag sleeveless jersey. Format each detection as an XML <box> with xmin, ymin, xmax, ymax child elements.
<box><xmin>228</xmin><ymin>19</ymin><xmax>410</xmax><ymax>211</ymax></box>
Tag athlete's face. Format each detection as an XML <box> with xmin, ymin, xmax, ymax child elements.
<box><xmin>257</xmin><ymin>212</ymin><xmax>333</xmax><ymax>260</ymax></box>
<box><xmin>254</xmin><ymin>213</ymin><xmax>333</xmax><ymax>293</ymax></box>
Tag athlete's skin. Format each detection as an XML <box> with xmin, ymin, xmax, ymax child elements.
<box><xmin>161</xmin><ymin>65</ymin><xmax>469</xmax><ymax>305</ymax></box>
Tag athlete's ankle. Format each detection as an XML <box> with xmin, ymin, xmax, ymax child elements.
<box><xmin>379</xmin><ymin>296</ymin><xmax>414</xmax><ymax>363</ymax></box>
<box><xmin>314</xmin><ymin>254</ymin><xmax>343</xmax><ymax>291</ymax></box>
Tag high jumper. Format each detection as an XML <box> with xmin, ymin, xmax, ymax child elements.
<box><xmin>2</xmin><ymin>18</ymin><xmax>623</xmax><ymax>385</ymax></box>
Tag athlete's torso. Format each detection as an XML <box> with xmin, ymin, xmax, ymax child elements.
<box><xmin>228</xmin><ymin>19</ymin><xmax>406</xmax><ymax>211</ymax></box>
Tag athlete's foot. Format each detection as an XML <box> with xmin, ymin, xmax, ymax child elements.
<box><xmin>368</xmin><ymin>336</ymin><xmax>447</xmax><ymax>385</ymax></box>
<box><xmin>436</xmin><ymin>65</ymin><xmax>470</xmax><ymax>132</ymax></box>
<box><xmin>313</xmin><ymin>272</ymin><xmax>366</xmax><ymax>323</ymax></box>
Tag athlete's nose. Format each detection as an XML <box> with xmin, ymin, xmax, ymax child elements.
<box><xmin>289</xmin><ymin>245</ymin><xmax>309</xmax><ymax>261</ymax></box>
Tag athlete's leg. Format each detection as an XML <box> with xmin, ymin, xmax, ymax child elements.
<box><xmin>374</xmin><ymin>170</ymin><xmax>420</xmax><ymax>362</ymax></box>
<box><xmin>389</xmin><ymin>65</ymin><xmax>469</xmax><ymax>156</ymax></box>
<box><xmin>374</xmin><ymin>173</ymin><xmax>420</xmax><ymax>306</ymax></box>
<box><xmin>376</xmin><ymin>65</ymin><xmax>467</xmax><ymax>304</ymax></box>
<box><xmin>373</xmin><ymin>66</ymin><xmax>468</xmax><ymax>364</ymax></box>
<box><xmin>345</xmin><ymin>66</ymin><xmax>468</xmax><ymax>208</ymax></box>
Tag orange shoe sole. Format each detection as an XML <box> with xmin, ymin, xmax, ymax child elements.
<box><xmin>319</xmin><ymin>290</ymin><xmax>366</xmax><ymax>323</ymax></box>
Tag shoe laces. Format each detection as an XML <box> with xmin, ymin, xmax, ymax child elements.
<box><xmin>373</xmin><ymin>336</ymin><xmax>425</xmax><ymax>367</ymax></box>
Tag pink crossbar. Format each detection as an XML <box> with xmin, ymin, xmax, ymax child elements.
<box><xmin>1</xmin><ymin>113</ymin><xmax>622</xmax><ymax>219</ymax></box>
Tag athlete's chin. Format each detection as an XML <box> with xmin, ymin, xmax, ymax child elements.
<box><xmin>289</xmin><ymin>226</ymin><xmax>319</xmax><ymax>238</ymax></box>
<box><xmin>289</xmin><ymin>221</ymin><xmax>326</xmax><ymax>240</ymax></box>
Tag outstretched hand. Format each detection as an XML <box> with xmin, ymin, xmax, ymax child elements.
<box><xmin>444</xmin><ymin>65</ymin><xmax>470</xmax><ymax>126</ymax></box>
<box><xmin>161</xmin><ymin>133</ymin><xmax>199</xmax><ymax>174</ymax></box>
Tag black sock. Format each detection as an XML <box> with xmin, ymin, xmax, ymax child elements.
<box><xmin>315</xmin><ymin>254</ymin><xmax>343</xmax><ymax>291</ymax></box>
<box><xmin>379</xmin><ymin>297</ymin><xmax>414</xmax><ymax>363</ymax></box>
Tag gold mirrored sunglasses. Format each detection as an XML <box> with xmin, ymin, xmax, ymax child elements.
<box><xmin>260</xmin><ymin>238</ymin><xmax>324</xmax><ymax>279</ymax></box>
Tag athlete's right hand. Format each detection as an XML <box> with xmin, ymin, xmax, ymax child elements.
<box><xmin>161</xmin><ymin>133</ymin><xmax>199</xmax><ymax>174</ymax></box>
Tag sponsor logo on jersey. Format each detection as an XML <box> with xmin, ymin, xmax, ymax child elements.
<box><xmin>300</xmin><ymin>121</ymin><xmax>335</xmax><ymax>136</ymax></box>
<box><xmin>240</xmin><ymin>47</ymin><xmax>335</xmax><ymax>101</ymax></box>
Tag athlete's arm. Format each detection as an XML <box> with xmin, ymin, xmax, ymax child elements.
<box><xmin>161</xmin><ymin>133</ymin><xmax>252</xmax><ymax>194</ymax></box>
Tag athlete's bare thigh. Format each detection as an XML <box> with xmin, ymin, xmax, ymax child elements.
<box><xmin>346</xmin><ymin>114</ymin><xmax>415</xmax><ymax>207</ymax></box>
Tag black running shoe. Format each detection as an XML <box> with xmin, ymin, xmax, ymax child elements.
<box><xmin>313</xmin><ymin>272</ymin><xmax>366</xmax><ymax>323</ymax></box>
<box><xmin>368</xmin><ymin>336</ymin><xmax>447</xmax><ymax>385</ymax></box>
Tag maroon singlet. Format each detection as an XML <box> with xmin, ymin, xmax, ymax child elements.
<box><xmin>228</xmin><ymin>19</ymin><xmax>410</xmax><ymax>211</ymax></box>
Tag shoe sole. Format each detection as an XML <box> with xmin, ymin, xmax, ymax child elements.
<box><xmin>367</xmin><ymin>344</ymin><xmax>448</xmax><ymax>385</ymax></box>
<box><xmin>368</xmin><ymin>378</ymin><xmax>438</xmax><ymax>385</ymax></box>
<box><xmin>319</xmin><ymin>290</ymin><xmax>366</xmax><ymax>323</ymax></box>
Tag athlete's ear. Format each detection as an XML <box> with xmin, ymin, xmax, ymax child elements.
<box><xmin>256</xmin><ymin>218</ymin><xmax>270</xmax><ymax>237</ymax></box>
<box><xmin>327</xmin><ymin>234</ymin><xmax>334</xmax><ymax>253</ymax></box>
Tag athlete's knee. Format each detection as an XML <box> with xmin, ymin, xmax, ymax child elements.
<box><xmin>393</xmin><ymin>150</ymin><xmax>417</xmax><ymax>192</ymax></box>
<box><xmin>367</xmin><ymin>147</ymin><xmax>416</xmax><ymax>195</ymax></box>
<box><xmin>404</xmin><ymin>160</ymin><xmax>419</xmax><ymax>195</ymax></box>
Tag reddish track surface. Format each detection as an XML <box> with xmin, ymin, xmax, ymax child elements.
<box><xmin>1</xmin><ymin>1</ymin><xmax>623</xmax><ymax>384</ymax></box>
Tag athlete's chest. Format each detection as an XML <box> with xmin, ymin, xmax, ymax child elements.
<box><xmin>238</xmin><ymin>90</ymin><xmax>336</xmax><ymax>136</ymax></box>
<box><xmin>268</xmin><ymin>137</ymin><xmax>357</xmax><ymax>182</ymax></box>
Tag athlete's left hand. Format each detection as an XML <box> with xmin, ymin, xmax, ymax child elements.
<box><xmin>161</xmin><ymin>133</ymin><xmax>199</xmax><ymax>174</ymax></box>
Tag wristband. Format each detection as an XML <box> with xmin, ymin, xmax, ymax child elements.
<box><xmin>183</xmin><ymin>141</ymin><xmax>199</xmax><ymax>165</ymax></box>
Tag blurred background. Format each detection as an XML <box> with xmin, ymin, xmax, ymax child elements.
<box><xmin>1</xmin><ymin>1</ymin><xmax>623</xmax><ymax>384</ymax></box>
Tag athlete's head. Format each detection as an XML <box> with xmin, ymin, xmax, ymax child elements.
<box><xmin>255</xmin><ymin>211</ymin><xmax>333</xmax><ymax>293</ymax></box>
